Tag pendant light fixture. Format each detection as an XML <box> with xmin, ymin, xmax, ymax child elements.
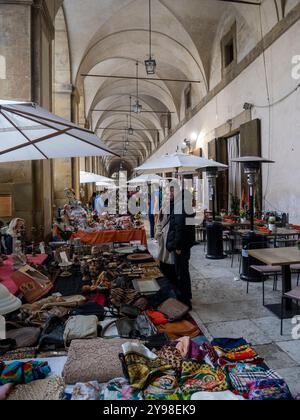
<box><xmin>128</xmin><ymin>96</ymin><xmax>134</xmax><ymax>135</ymax></box>
<box><xmin>145</xmin><ymin>0</ymin><xmax>157</xmax><ymax>75</ymax></box>
<box><xmin>133</xmin><ymin>62</ymin><xmax>142</xmax><ymax>114</ymax></box>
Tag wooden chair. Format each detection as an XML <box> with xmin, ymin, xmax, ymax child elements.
<box><xmin>249</xmin><ymin>265</ymin><xmax>281</xmax><ymax>305</ymax></box>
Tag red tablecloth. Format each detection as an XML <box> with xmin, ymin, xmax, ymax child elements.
<box><xmin>72</xmin><ymin>228</ymin><xmax>147</xmax><ymax>246</ymax></box>
<box><xmin>0</xmin><ymin>254</ymin><xmax>48</xmax><ymax>295</ymax></box>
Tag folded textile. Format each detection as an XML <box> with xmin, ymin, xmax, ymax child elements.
<box><xmin>146</xmin><ymin>311</ymin><xmax>168</xmax><ymax>326</ymax></box>
<box><xmin>72</xmin><ymin>381</ymin><xmax>101</xmax><ymax>401</ymax></box>
<box><xmin>211</xmin><ymin>338</ymin><xmax>248</xmax><ymax>351</ymax></box>
<box><xmin>1</xmin><ymin>347</ymin><xmax>37</xmax><ymax>361</ymax></box>
<box><xmin>175</xmin><ymin>337</ymin><xmax>201</xmax><ymax>359</ymax></box>
<box><xmin>7</xmin><ymin>376</ymin><xmax>65</xmax><ymax>400</ymax></box>
<box><xmin>191</xmin><ymin>391</ymin><xmax>245</xmax><ymax>401</ymax></box>
<box><xmin>63</xmin><ymin>339</ymin><xmax>138</xmax><ymax>384</ymax></box>
<box><xmin>248</xmin><ymin>379</ymin><xmax>293</xmax><ymax>401</ymax></box>
<box><xmin>180</xmin><ymin>361</ymin><xmax>229</xmax><ymax>397</ymax></box>
<box><xmin>227</xmin><ymin>364</ymin><xmax>282</xmax><ymax>395</ymax></box>
<box><xmin>122</xmin><ymin>342</ymin><xmax>172</xmax><ymax>391</ymax></box>
<box><xmin>100</xmin><ymin>378</ymin><xmax>142</xmax><ymax>401</ymax></box>
<box><xmin>0</xmin><ymin>361</ymin><xmax>51</xmax><ymax>385</ymax></box>
<box><xmin>214</xmin><ymin>345</ymin><xmax>258</xmax><ymax>363</ymax></box>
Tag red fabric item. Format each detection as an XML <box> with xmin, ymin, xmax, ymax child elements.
<box><xmin>90</xmin><ymin>293</ymin><xmax>106</xmax><ymax>306</ymax></box>
<box><xmin>0</xmin><ymin>254</ymin><xmax>48</xmax><ymax>295</ymax></box>
<box><xmin>72</xmin><ymin>228</ymin><xmax>147</xmax><ymax>246</ymax></box>
<box><xmin>146</xmin><ymin>310</ymin><xmax>168</xmax><ymax>326</ymax></box>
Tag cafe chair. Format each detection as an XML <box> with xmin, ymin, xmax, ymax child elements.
<box><xmin>281</xmin><ymin>286</ymin><xmax>300</xmax><ymax>335</ymax></box>
<box><xmin>291</xmin><ymin>264</ymin><xmax>300</xmax><ymax>286</ymax></box>
<box><xmin>249</xmin><ymin>265</ymin><xmax>282</xmax><ymax>306</ymax></box>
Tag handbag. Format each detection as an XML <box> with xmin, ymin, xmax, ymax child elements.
<box><xmin>119</xmin><ymin>304</ymin><xmax>139</xmax><ymax>319</ymax></box>
<box><xmin>38</xmin><ymin>316</ymin><xmax>65</xmax><ymax>350</ymax></box>
<box><xmin>158</xmin><ymin>298</ymin><xmax>189</xmax><ymax>322</ymax></box>
<box><xmin>70</xmin><ymin>302</ymin><xmax>105</xmax><ymax>321</ymax></box>
<box><xmin>101</xmin><ymin>314</ymin><xmax>156</xmax><ymax>339</ymax></box>
<box><xmin>63</xmin><ymin>315</ymin><xmax>99</xmax><ymax>347</ymax></box>
<box><xmin>6</xmin><ymin>327</ymin><xmax>41</xmax><ymax>349</ymax></box>
<box><xmin>157</xmin><ymin>320</ymin><xmax>201</xmax><ymax>340</ymax></box>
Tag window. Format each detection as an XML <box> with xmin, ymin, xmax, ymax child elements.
<box><xmin>185</xmin><ymin>84</ymin><xmax>192</xmax><ymax>113</ymax></box>
<box><xmin>221</xmin><ymin>23</ymin><xmax>237</xmax><ymax>73</ymax></box>
<box><xmin>0</xmin><ymin>55</ymin><xmax>6</xmax><ymax>80</ymax></box>
<box><xmin>0</xmin><ymin>195</ymin><xmax>12</xmax><ymax>218</ymax></box>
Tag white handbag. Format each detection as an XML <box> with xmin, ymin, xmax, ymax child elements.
<box><xmin>63</xmin><ymin>315</ymin><xmax>98</xmax><ymax>348</ymax></box>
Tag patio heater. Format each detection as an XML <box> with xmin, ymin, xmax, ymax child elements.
<box><xmin>232</xmin><ymin>156</ymin><xmax>275</xmax><ymax>282</ymax></box>
<box><xmin>205</xmin><ymin>167</ymin><xmax>227</xmax><ymax>260</ymax></box>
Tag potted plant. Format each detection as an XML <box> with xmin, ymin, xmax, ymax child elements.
<box><xmin>268</xmin><ymin>216</ymin><xmax>277</xmax><ymax>233</ymax></box>
<box><xmin>240</xmin><ymin>208</ymin><xmax>247</xmax><ymax>223</ymax></box>
<box><xmin>230</xmin><ymin>195</ymin><xmax>241</xmax><ymax>216</ymax></box>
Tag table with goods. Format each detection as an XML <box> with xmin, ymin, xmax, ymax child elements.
<box><xmin>0</xmin><ymin>240</ymin><xmax>296</xmax><ymax>401</ymax></box>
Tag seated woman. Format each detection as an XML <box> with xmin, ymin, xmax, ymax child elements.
<box><xmin>4</xmin><ymin>218</ymin><xmax>25</xmax><ymax>255</ymax></box>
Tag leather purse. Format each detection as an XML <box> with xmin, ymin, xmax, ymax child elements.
<box><xmin>63</xmin><ymin>315</ymin><xmax>99</xmax><ymax>347</ymax></box>
<box><xmin>119</xmin><ymin>304</ymin><xmax>139</xmax><ymax>319</ymax></box>
<box><xmin>101</xmin><ymin>314</ymin><xmax>157</xmax><ymax>339</ymax></box>
<box><xmin>70</xmin><ymin>302</ymin><xmax>105</xmax><ymax>321</ymax></box>
<box><xmin>157</xmin><ymin>320</ymin><xmax>201</xmax><ymax>340</ymax></box>
<box><xmin>38</xmin><ymin>316</ymin><xmax>65</xmax><ymax>350</ymax></box>
<box><xmin>158</xmin><ymin>298</ymin><xmax>189</xmax><ymax>322</ymax></box>
<box><xmin>6</xmin><ymin>327</ymin><xmax>41</xmax><ymax>349</ymax></box>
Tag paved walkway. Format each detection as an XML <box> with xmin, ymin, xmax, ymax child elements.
<box><xmin>148</xmin><ymin>239</ymin><xmax>300</xmax><ymax>397</ymax></box>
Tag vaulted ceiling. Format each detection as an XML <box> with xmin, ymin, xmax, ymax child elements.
<box><xmin>51</xmin><ymin>0</ymin><xmax>298</xmax><ymax>175</ymax></box>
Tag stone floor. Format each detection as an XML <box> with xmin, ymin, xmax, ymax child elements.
<box><xmin>148</xmin><ymin>239</ymin><xmax>300</xmax><ymax>397</ymax></box>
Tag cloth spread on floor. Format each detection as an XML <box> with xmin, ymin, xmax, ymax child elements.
<box><xmin>248</xmin><ymin>378</ymin><xmax>293</xmax><ymax>401</ymax></box>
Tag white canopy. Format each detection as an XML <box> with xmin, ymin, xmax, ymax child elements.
<box><xmin>80</xmin><ymin>171</ymin><xmax>114</xmax><ymax>184</ymax></box>
<box><xmin>135</xmin><ymin>152</ymin><xmax>228</xmax><ymax>174</ymax></box>
<box><xmin>0</xmin><ymin>100</ymin><xmax>117</xmax><ymax>162</ymax></box>
<box><xmin>128</xmin><ymin>174</ymin><xmax>163</xmax><ymax>184</ymax></box>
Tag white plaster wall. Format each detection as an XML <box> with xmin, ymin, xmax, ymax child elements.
<box><xmin>147</xmin><ymin>20</ymin><xmax>300</xmax><ymax>222</ymax></box>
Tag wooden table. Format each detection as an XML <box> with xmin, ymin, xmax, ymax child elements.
<box><xmin>248</xmin><ymin>247</ymin><xmax>300</xmax><ymax>318</ymax></box>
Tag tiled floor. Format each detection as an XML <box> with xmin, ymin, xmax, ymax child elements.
<box><xmin>148</xmin><ymin>239</ymin><xmax>300</xmax><ymax>397</ymax></box>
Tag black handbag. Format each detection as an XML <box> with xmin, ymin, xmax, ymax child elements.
<box><xmin>38</xmin><ymin>316</ymin><xmax>65</xmax><ymax>350</ymax></box>
<box><xmin>71</xmin><ymin>301</ymin><xmax>105</xmax><ymax>321</ymax></box>
<box><xmin>101</xmin><ymin>314</ymin><xmax>157</xmax><ymax>340</ymax></box>
<box><xmin>145</xmin><ymin>333</ymin><xmax>170</xmax><ymax>350</ymax></box>
<box><xmin>119</xmin><ymin>304</ymin><xmax>139</xmax><ymax>319</ymax></box>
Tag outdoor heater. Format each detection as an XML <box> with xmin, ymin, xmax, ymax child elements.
<box><xmin>232</xmin><ymin>156</ymin><xmax>275</xmax><ymax>282</ymax></box>
<box><xmin>205</xmin><ymin>167</ymin><xmax>227</xmax><ymax>260</ymax></box>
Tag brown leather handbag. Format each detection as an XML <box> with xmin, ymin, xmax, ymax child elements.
<box><xmin>157</xmin><ymin>320</ymin><xmax>201</xmax><ymax>340</ymax></box>
<box><xmin>158</xmin><ymin>298</ymin><xmax>189</xmax><ymax>322</ymax></box>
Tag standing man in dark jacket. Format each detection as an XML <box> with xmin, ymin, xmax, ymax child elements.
<box><xmin>167</xmin><ymin>187</ymin><xmax>195</xmax><ymax>309</ymax></box>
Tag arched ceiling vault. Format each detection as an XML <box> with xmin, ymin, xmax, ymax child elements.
<box><xmin>53</xmin><ymin>0</ymin><xmax>285</xmax><ymax>174</ymax></box>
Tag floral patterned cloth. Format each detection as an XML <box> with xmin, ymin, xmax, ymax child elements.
<box><xmin>100</xmin><ymin>378</ymin><xmax>142</xmax><ymax>401</ymax></box>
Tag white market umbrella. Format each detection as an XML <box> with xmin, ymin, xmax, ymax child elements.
<box><xmin>96</xmin><ymin>182</ymin><xmax>118</xmax><ymax>190</ymax></box>
<box><xmin>80</xmin><ymin>171</ymin><xmax>114</xmax><ymax>184</ymax></box>
<box><xmin>135</xmin><ymin>152</ymin><xmax>228</xmax><ymax>174</ymax></box>
<box><xmin>128</xmin><ymin>174</ymin><xmax>163</xmax><ymax>184</ymax></box>
<box><xmin>0</xmin><ymin>100</ymin><xmax>117</xmax><ymax>162</ymax></box>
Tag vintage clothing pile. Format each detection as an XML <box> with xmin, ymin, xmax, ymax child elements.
<box><xmin>0</xmin><ymin>244</ymin><xmax>294</xmax><ymax>400</ymax></box>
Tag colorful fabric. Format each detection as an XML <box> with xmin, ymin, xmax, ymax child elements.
<box><xmin>0</xmin><ymin>361</ymin><xmax>51</xmax><ymax>385</ymax></box>
<box><xmin>211</xmin><ymin>338</ymin><xmax>248</xmax><ymax>350</ymax></box>
<box><xmin>100</xmin><ymin>378</ymin><xmax>142</xmax><ymax>401</ymax></box>
<box><xmin>248</xmin><ymin>379</ymin><xmax>293</xmax><ymax>401</ymax></box>
<box><xmin>72</xmin><ymin>381</ymin><xmax>101</xmax><ymax>400</ymax></box>
<box><xmin>156</xmin><ymin>346</ymin><xmax>183</xmax><ymax>371</ymax></box>
<box><xmin>122</xmin><ymin>342</ymin><xmax>172</xmax><ymax>391</ymax></box>
<box><xmin>1</xmin><ymin>347</ymin><xmax>37</xmax><ymax>361</ymax></box>
<box><xmin>144</xmin><ymin>371</ymin><xmax>181</xmax><ymax>400</ymax></box>
<box><xmin>180</xmin><ymin>361</ymin><xmax>229</xmax><ymax>397</ymax></box>
<box><xmin>228</xmin><ymin>364</ymin><xmax>282</xmax><ymax>394</ymax></box>
<box><xmin>146</xmin><ymin>311</ymin><xmax>168</xmax><ymax>326</ymax></box>
<box><xmin>215</xmin><ymin>345</ymin><xmax>258</xmax><ymax>362</ymax></box>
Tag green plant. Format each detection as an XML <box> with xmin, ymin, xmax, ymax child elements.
<box><xmin>297</xmin><ymin>241</ymin><xmax>300</xmax><ymax>251</ymax></box>
<box><xmin>230</xmin><ymin>195</ymin><xmax>241</xmax><ymax>216</ymax></box>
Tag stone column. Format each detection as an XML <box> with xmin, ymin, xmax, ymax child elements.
<box><xmin>0</xmin><ymin>0</ymin><xmax>55</xmax><ymax>239</ymax></box>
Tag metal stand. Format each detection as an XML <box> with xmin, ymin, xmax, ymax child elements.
<box><xmin>206</xmin><ymin>170</ymin><xmax>226</xmax><ymax>260</ymax></box>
